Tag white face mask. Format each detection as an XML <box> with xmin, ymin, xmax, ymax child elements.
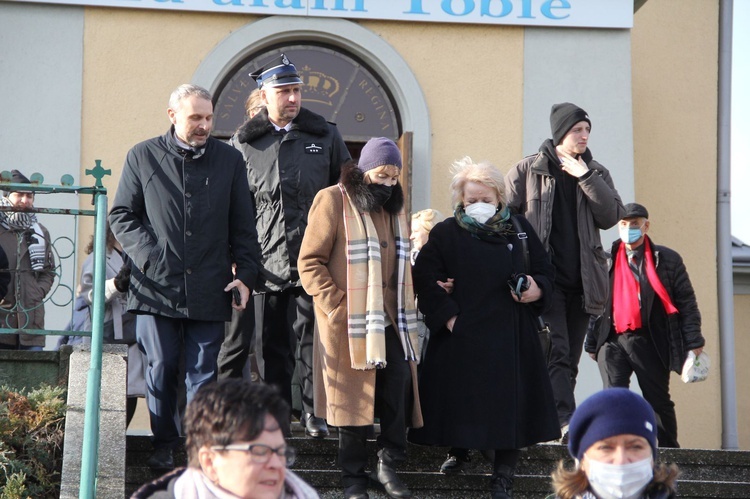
<box><xmin>586</xmin><ymin>457</ymin><xmax>654</xmax><ymax>499</ymax></box>
<box><xmin>464</xmin><ymin>202</ymin><xmax>497</xmax><ymax>224</ymax></box>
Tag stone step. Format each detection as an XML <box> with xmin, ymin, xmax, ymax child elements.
<box><xmin>126</xmin><ymin>427</ymin><xmax>750</xmax><ymax>498</ymax></box>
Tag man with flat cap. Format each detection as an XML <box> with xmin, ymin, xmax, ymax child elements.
<box><xmin>585</xmin><ymin>202</ymin><xmax>705</xmax><ymax>448</ymax></box>
<box><xmin>221</xmin><ymin>53</ymin><xmax>350</xmax><ymax>438</ymax></box>
<box><xmin>505</xmin><ymin>103</ymin><xmax>624</xmax><ymax>441</ymax></box>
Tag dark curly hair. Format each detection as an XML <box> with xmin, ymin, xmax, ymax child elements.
<box><xmin>183</xmin><ymin>379</ymin><xmax>290</xmax><ymax>468</ymax></box>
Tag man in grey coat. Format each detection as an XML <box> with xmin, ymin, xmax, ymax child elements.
<box><xmin>221</xmin><ymin>54</ymin><xmax>350</xmax><ymax>438</ymax></box>
<box><xmin>110</xmin><ymin>84</ymin><xmax>259</xmax><ymax>469</ymax></box>
<box><xmin>505</xmin><ymin>103</ymin><xmax>624</xmax><ymax>439</ymax></box>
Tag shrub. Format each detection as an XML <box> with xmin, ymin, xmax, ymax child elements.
<box><xmin>0</xmin><ymin>385</ymin><xmax>66</xmax><ymax>499</ymax></box>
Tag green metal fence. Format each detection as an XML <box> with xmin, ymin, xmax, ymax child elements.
<box><xmin>0</xmin><ymin>164</ymin><xmax>110</xmax><ymax>498</ymax></box>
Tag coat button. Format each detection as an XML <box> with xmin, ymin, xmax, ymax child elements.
<box><xmin>382</xmin><ymin>281</ymin><xmax>387</xmax><ymax>288</ymax></box>
<box><xmin>186</xmin><ymin>192</ymin><xmax>192</xmax><ymax>198</ymax></box>
<box><xmin>381</xmin><ymin>241</ymin><xmax>388</xmax><ymax>248</ymax></box>
<box><xmin>186</xmin><ymin>230</ymin><xmax>192</xmax><ymax>236</ymax></box>
<box><xmin>186</xmin><ymin>268</ymin><xmax>192</xmax><ymax>274</ymax></box>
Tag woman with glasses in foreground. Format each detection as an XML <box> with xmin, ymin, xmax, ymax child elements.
<box><xmin>132</xmin><ymin>379</ymin><xmax>319</xmax><ymax>498</ymax></box>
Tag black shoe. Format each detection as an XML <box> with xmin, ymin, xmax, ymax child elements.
<box><xmin>440</xmin><ymin>453</ymin><xmax>470</xmax><ymax>474</ymax></box>
<box><xmin>147</xmin><ymin>447</ymin><xmax>174</xmax><ymax>470</ymax></box>
<box><xmin>302</xmin><ymin>412</ymin><xmax>330</xmax><ymax>438</ymax></box>
<box><xmin>490</xmin><ymin>464</ymin><xmax>514</xmax><ymax>499</ymax></box>
<box><xmin>373</xmin><ymin>459</ymin><xmax>412</xmax><ymax>498</ymax></box>
<box><xmin>344</xmin><ymin>484</ymin><xmax>370</xmax><ymax>499</ymax></box>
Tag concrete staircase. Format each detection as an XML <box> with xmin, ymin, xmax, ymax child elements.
<box><xmin>126</xmin><ymin>423</ymin><xmax>750</xmax><ymax>498</ymax></box>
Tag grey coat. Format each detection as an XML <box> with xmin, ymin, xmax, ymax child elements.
<box><xmin>505</xmin><ymin>146</ymin><xmax>624</xmax><ymax>315</ymax></box>
<box><xmin>231</xmin><ymin>107</ymin><xmax>350</xmax><ymax>292</ymax></box>
<box><xmin>0</xmin><ymin>223</ymin><xmax>55</xmax><ymax>347</ymax></box>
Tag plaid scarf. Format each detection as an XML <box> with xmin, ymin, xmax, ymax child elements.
<box><xmin>0</xmin><ymin>197</ymin><xmax>47</xmax><ymax>271</ymax></box>
<box><xmin>340</xmin><ymin>184</ymin><xmax>419</xmax><ymax>370</ymax></box>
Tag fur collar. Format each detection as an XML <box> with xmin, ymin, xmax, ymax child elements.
<box><xmin>235</xmin><ymin>107</ymin><xmax>331</xmax><ymax>144</ymax></box>
<box><xmin>339</xmin><ymin>161</ymin><xmax>404</xmax><ymax>215</ymax></box>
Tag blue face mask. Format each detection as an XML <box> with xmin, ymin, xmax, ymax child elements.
<box><xmin>619</xmin><ymin>225</ymin><xmax>643</xmax><ymax>244</ymax></box>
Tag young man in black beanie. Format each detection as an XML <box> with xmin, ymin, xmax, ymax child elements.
<box><xmin>505</xmin><ymin>103</ymin><xmax>625</xmax><ymax>441</ymax></box>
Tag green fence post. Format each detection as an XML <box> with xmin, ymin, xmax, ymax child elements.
<box><xmin>79</xmin><ymin>193</ymin><xmax>108</xmax><ymax>498</ymax></box>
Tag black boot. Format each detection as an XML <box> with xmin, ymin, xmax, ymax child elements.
<box><xmin>490</xmin><ymin>464</ymin><xmax>514</xmax><ymax>498</ymax></box>
<box><xmin>373</xmin><ymin>459</ymin><xmax>413</xmax><ymax>498</ymax></box>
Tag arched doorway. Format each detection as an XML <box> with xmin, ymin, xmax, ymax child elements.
<box><xmin>193</xmin><ymin>17</ymin><xmax>432</xmax><ymax>212</ymax></box>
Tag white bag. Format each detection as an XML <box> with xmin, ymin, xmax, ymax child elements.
<box><xmin>681</xmin><ymin>350</ymin><xmax>710</xmax><ymax>383</ymax></box>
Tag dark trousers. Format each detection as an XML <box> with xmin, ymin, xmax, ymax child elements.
<box><xmin>136</xmin><ymin>314</ymin><xmax>224</xmax><ymax>449</ymax></box>
<box><xmin>217</xmin><ymin>300</ymin><xmax>258</xmax><ymax>380</ymax></box>
<box><xmin>597</xmin><ymin>333</ymin><xmax>679</xmax><ymax>447</ymax></box>
<box><xmin>339</xmin><ymin>326</ymin><xmax>412</xmax><ymax>487</ymax></box>
<box><xmin>257</xmin><ymin>288</ymin><xmax>315</xmax><ymax>414</ymax></box>
<box><xmin>544</xmin><ymin>288</ymin><xmax>591</xmax><ymax>426</ymax></box>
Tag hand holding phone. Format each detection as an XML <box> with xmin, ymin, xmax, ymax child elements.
<box><xmin>232</xmin><ymin>287</ymin><xmax>242</xmax><ymax>306</ymax></box>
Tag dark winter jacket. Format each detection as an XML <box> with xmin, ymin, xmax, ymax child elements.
<box><xmin>109</xmin><ymin>128</ymin><xmax>260</xmax><ymax>322</ymax></box>
<box><xmin>505</xmin><ymin>142</ymin><xmax>625</xmax><ymax>315</ymax></box>
<box><xmin>231</xmin><ymin>107</ymin><xmax>350</xmax><ymax>292</ymax></box>
<box><xmin>408</xmin><ymin>214</ymin><xmax>560</xmax><ymax>450</ymax></box>
<box><xmin>585</xmin><ymin>237</ymin><xmax>704</xmax><ymax>373</ymax></box>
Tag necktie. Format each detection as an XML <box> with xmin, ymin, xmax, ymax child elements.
<box><xmin>628</xmin><ymin>252</ymin><xmax>642</xmax><ymax>307</ymax></box>
<box><xmin>628</xmin><ymin>253</ymin><xmax>640</xmax><ymax>282</ymax></box>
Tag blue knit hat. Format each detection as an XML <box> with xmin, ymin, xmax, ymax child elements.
<box><xmin>568</xmin><ymin>388</ymin><xmax>658</xmax><ymax>461</ymax></box>
<box><xmin>357</xmin><ymin>137</ymin><xmax>402</xmax><ymax>173</ymax></box>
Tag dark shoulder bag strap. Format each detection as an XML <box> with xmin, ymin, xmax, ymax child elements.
<box><xmin>509</xmin><ymin>215</ymin><xmax>551</xmax><ymax>359</ymax></box>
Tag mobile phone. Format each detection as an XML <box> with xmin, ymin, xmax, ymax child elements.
<box><xmin>507</xmin><ymin>273</ymin><xmax>529</xmax><ymax>299</ymax></box>
<box><xmin>231</xmin><ymin>287</ymin><xmax>242</xmax><ymax>306</ymax></box>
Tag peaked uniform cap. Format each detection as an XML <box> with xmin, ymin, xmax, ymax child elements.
<box><xmin>250</xmin><ymin>53</ymin><xmax>303</xmax><ymax>89</ymax></box>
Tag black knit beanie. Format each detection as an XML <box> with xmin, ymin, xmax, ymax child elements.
<box><xmin>550</xmin><ymin>103</ymin><xmax>591</xmax><ymax>146</ymax></box>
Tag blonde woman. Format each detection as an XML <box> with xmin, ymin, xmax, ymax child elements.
<box><xmin>409</xmin><ymin>157</ymin><xmax>559</xmax><ymax>498</ymax></box>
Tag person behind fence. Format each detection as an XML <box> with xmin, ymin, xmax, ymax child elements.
<box><xmin>132</xmin><ymin>379</ymin><xmax>319</xmax><ymax>499</ymax></box>
<box><xmin>222</xmin><ymin>53</ymin><xmax>350</xmax><ymax>441</ymax></box>
<box><xmin>109</xmin><ymin>83</ymin><xmax>260</xmax><ymax>470</ymax></box>
<box><xmin>408</xmin><ymin>157</ymin><xmax>559</xmax><ymax>499</ymax></box>
<box><xmin>63</xmin><ymin>223</ymin><xmax>146</xmax><ymax>426</ymax></box>
<box><xmin>549</xmin><ymin>388</ymin><xmax>679</xmax><ymax>499</ymax></box>
<box><xmin>585</xmin><ymin>203</ymin><xmax>705</xmax><ymax>448</ymax></box>
<box><xmin>505</xmin><ymin>103</ymin><xmax>625</xmax><ymax>440</ymax></box>
<box><xmin>0</xmin><ymin>169</ymin><xmax>56</xmax><ymax>351</ymax></box>
<box><xmin>299</xmin><ymin>138</ymin><xmax>421</xmax><ymax>499</ymax></box>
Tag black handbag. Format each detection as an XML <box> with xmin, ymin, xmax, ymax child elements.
<box><xmin>509</xmin><ymin>215</ymin><xmax>552</xmax><ymax>363</ymax></box>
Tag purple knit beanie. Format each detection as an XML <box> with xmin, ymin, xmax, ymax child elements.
<box><xmin>568</xmin><ymin>388</ymin><xmax>658</xmax><ymax>461</ymax></box>
<box><xmin>357</xmin><ymin>137</ymin><xmax>402</xmax><ymax>173</ymax></box>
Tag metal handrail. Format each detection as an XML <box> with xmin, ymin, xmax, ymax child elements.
<box><xmin>0</xmin><ymin>166</ymin><xmax>109</xmax><ymax>498</ymax></box>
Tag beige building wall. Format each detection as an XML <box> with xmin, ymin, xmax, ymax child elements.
<box><xmin>734</xmin><ymin>293</ymin><xmax>750</xmax><ymax>448</ymax></box>
<box><xmin>631</xmin><ymin>0</ymin><xmax>721</xmax><ymax>449</ymax></box>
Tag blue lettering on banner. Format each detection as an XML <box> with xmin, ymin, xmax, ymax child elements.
<box><xmin>410</xmin><ymin>0</ymin><xmax>571</xmax><ymax>20</ymax></box>
<box><xmin>6</xmin><ymin>0</ymin><xmax>631</xmax><ymax>29</ymax></box>
<box><xmin>541</xmin><ymin>0</ymin><xmax>570</xmax><ymax>20</ymax></box>
<box><xmin>441</xmin><ymin>0</ymin><xmax>473</xmax><ymax>17</ymax></box>
<box><xmin>404</xmin><ymin>0</ymin><xmax>429</xmax><ymax>15</ymax></box>
<box><xmin>311</xmin><ymin>0</ymin><xmax>366</xmax><ymax>12</ymax></box>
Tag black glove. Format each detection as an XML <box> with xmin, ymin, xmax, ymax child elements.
<box><xmin>114</xmin><ymin>265</ymin><xmax>131</xmax><ymax>293</ymax></box>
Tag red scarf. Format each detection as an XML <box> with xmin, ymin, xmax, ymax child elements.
<box><xmin>613</xmin><ymin>236</ymin><xmax>678</xmax><ymax>333</ymax></box>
